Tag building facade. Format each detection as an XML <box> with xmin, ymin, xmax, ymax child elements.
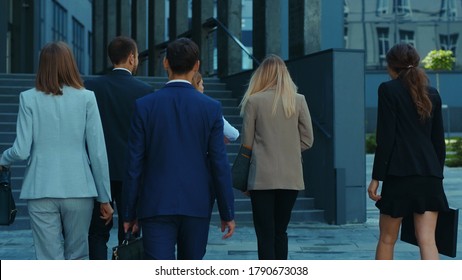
<box><xmin>345</xmin><ymin>0</ymin><xmax>462</xmax><ymax>69</ymax></box>
<box><xmin>0</xmin><ymin>0</ymin><xmax>92</xmax><ymax>74</ymax></box>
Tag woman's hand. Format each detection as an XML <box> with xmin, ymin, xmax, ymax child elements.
<box><xmin>367</xmin><ymin>179</ymin><xmax>381</xmax><ymax>201</ymax></box>
<box><xmin>100</xmin><ymin>202</ymin><xmax>114</xmax><ymax>225</ymax></box>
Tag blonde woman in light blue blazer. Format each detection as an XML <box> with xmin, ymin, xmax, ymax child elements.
<box><xmin>0</xmin><ymin>42</ymin><xmax>113</xmax><ymax>259</ymax></box>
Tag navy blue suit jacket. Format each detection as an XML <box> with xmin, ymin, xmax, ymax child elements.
<box><xmin>123</xmin><ymin>82</ymin><xmax>235</xmax><ymax>222</ymax></box>
<box><xmin>372</xmin><ymin>78</ymin><xmax>446</xmax><ymax>181</ymax></box>
<box><xmin>85</xmin><ymin>70</ymin><xmax>154</xmax><ymax>181</ymax></box>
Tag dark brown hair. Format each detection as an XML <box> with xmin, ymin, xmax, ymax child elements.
<box><xmin>35</xmin><ymin>41</ymin><xmax>84</xmax><ymax>95</ymax></box>
<box><xmin>386</xmin><ymin>43</ymin><xmax>432</xmax><ymax>120</ymax></box>
<box><xmin>166</xmin><ymin>38</ymin><xmax>199</xmax><ymax>74</ymax></box>
<box><xmin>107</xmin><ymin>36</ymin><xmax>138</xmax><ymax>65</ymax></box>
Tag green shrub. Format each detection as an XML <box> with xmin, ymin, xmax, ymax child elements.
<box><xmin>422</xmin><ymin>50</ymin><xmax>455</xmax><ymax>71</ymax></box>
<box><xmin>445</xmin><ymin>137</ymin><xmax>462</xmax><ymax>167</ymax></box>
<box><xmin>365</xmin><ymin>134</ymin><xmax>376</xmax><ymax>154</ymax></box>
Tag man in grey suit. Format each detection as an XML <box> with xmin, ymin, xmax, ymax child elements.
<box><xmin>85</xmin><ymin>36</ymin><xmax>154</xmax><ymax>259</ymax></box>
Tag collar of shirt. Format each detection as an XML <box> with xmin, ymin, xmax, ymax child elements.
<box><xmin>112</xmin><ymin>68</ymin><xmax>132</xmax><ymax>75</ymax></box>
<box><xmin>166</xmin><ymin>79</ymin><xmax>191</xmax><ymax>85</ymax></box>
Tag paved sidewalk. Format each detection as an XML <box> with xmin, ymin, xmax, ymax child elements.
<box><xmin>1</xmin><ymin>155</ymin><xmax>461</xmax><ymax>260</ymax></box>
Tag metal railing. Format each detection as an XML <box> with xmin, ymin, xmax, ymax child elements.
<box><xmin>137</xmin><ymin>17</ymin><xmax>258</xmax><ymax>77</ymax></box>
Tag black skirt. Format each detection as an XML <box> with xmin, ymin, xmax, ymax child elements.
<box><xmin>376</xmin><ymin>175</ymin><xmax>450</xmax><ymax>218</ymax></box>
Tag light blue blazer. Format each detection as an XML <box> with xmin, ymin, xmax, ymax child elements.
<box><xmin>0</xmin><ymin>86</ymin><xmax>111</xmax><ymax>203</ymax></box>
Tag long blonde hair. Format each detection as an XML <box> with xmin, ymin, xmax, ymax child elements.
<box><xmin>239</xmin><ymin>54</ymin><xmax>297</xmax><ymax>118</ymax></box>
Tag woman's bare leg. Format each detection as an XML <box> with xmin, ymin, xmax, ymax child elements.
<box><xmin>414</xmin><ymin>211</ymin><xmax>439</xmax><ymax>260</ymax></box>
<box><xmin>375</xmin><ymin>214</ymin><xmax>402</xmax><ymax>260</ymax></box>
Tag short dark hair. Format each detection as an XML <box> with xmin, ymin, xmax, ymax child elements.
<box><xmin>166</xmin><ymin>38</ymin><xmax>199</xmax><ymax>74</ymax></box>
<box><xmin>107</xmin><ymin>36</ymin><xmax>138</xmax><ymax>65</ymax></box>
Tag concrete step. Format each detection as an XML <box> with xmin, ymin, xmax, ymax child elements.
<box><xmin>0</xmin><ymin>94</ymin><xmax>19</xmax><ymax>103</ymax></box>
<box><xmin>0</xmin><ymin>86</ymin><xmax>29</xmax><ymax>95</ymax></box>
<box><xmin>222</xmin><ymin>115</ymin><xmax>242</xmax><ymax>124</ymax></box>
<box><xmin>222</xmin><ymin>107</ymin><xmax>240</xmax><ymax>115</ymax></box>
<box><xmin>0</xmin><ymin>132</ymin><xmax>16</xmax><ymax>142</ymax></box>
<box><xmin>0</xmin><ymin>113</ymin><xmax>18</xmax><ymax>122</ymax></box>
<box><xmin>0</xmin><ymin>104</ymin><xmax>18</xmax><ymax>113</ymax></box>
<box><xmin>0</xmin><ymin>122</ymin><xmax>16</xmax><ymax>132</ymax></box>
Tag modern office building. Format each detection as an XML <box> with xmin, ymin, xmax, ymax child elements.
<box><xmin>0</xmin><ymin>0</ymin><xmax>92</xmax><ymax>74</ymax></box>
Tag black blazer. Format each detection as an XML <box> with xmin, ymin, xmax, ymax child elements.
<box><xmin>372</xmin><ymin>78</ymin><xmax>445</xmax><ymax>181</ymax></box>
<box><xmin>85</xmin><ymin>69</ymin><xmax>154</xmax><ymax>181</ymax></box>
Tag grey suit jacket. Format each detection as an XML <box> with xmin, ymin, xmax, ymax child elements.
<box><xmin>241</xmin><ymin>90</ymin><xmax>314</xmax><ymax>191</ymax></box>
<box><xmin>0</xmin><ymin>86</ymin><xmax>111</xmax><ymax>202</ymax></box>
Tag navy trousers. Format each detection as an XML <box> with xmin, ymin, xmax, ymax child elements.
<box><xmin>140</xmin><ymin>215</ymin><xmax>211</xmax><ymax>260</ymax></box>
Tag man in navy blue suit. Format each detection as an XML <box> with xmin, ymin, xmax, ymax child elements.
<box><xmin>123</xmin><ymin>38</ymin><xmax>235</xmax><ymax>260</ymax></box>
<box><xmin>85</xmin><ymin>36</ymin><xmax>154</xmax><ymax>259</ymax></box>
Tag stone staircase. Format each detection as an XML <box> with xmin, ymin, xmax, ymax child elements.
<box><xmin>0</xmin><ymin>73</ymin><xmax>324</xmax><ymax>230</ymax></box>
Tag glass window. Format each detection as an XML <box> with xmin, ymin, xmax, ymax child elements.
<box><xmin>377</xmin><ymin>0</ymin><xmax>389</xmax><ymax>16</ymax></box>
<box><xmin>72</xmin><ymin>17</ymin><xmax>85</xmax><ymax>73</ymax></box>
<box><xmin>394</xmin><ymin>0</ymin><xmax>411</xmax><ymax>16</ymax></box>
<box><xmin>52</xmin><ymin>0</ymin><xmax>67</xmax><ymax>41</ymax></box>
<box><xmin>399</xmin><ymin>30</ymin><xmax>415</xmax><ymax>46</ymax></box>
<box><xmin>440</xmin><ymin>0</ymin><xmax>457</xmax><ymax>20</ymax></box>
<box><xmin>344</xmin><ymin>0</ymin><xmax>350</xmax><ymax>19</ymax></box>
<box><xmin>377</xmin><ymin>27</ymin><xmax>390</xmax><ymax>63</ymax></box>
<box><xmin>440</xmin><ymin>33</ymin><xmax>459</xmax><ymax>56</ymax></box>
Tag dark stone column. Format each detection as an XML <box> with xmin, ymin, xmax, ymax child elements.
<box><xmin>253</xmin><ymin>0</ymin><xmax>286</xmax><ymax>65</ymax></box>
<box><xmin>191</xmin><ymin>0</ymin><xmax>213</xmax><ymax>76</ymax></box>
<box><xmin>118</xmin><ymin>0</ymin><xmax>131</xmax><ymax>36</ymax></box>
<box><xmin>252</xmin><ymin>0</ymin><xmax>266</xmax><ymax>65</ymax></box>
<box><xmin>289</xmin><ymin>0</ymin><xmax>321</xmax><ymax>58</ymax></box>
<box><xmin>132</xmin><ymin>0</ymin><xmax>149</xmax><ymax>75</ymax></box>
<box><xmin>0</xmin><ymin>0</ymin><xmax>9</xmax><ymax>72</ymax></box>
<box><xmin>93</xmin><ymin>0</ymin><xmax>106</xmax><ymax>73</ymax></box>
<box><xmin>107</xmin><ymin>0</ymin><xmax>117</xmax><ymax>44</ymax></box>
<box><xmin>148</xmin><ymin>0</ymin><xmax>166</xmax><ymax>76</ymax></box>
<box><xmin>11</xmin><ymin>0</ymin><xmax>34</xmax><ymax>73</ymax></box>
<box><xmin>169</xmin><ymin>0</ymin><xmax>189</xmax><ymax>39</ymax></box>
<box><xmin>217</xmin><ymin>0</ymin><xmax>242</xmax><ymax>77</ymax></box>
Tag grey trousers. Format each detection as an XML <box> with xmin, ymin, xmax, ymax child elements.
<box><xmin>27</xmin><ymin>198</ymin><xmax>94</xmax><ymax>260</ymax></box>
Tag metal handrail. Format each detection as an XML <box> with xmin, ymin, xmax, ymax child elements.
<box><xmin>202</xmin><ymin>17</ymin><xmax>260</xmax><ymax>66</ymax></box>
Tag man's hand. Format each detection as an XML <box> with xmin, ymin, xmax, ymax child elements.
<box><xmin>221</xmin><ymin>219</ymin><xmax>235</xmax><ymax>239</ymax></box>
<box><xmin>123</xmin><ymin>220</ymin><xmax>139</xmax><ymax>234</ymax></box>
<box><xmin>100</xmin><ymin>202</ymin><xmax>114</xmax><ymax>225</ymax></box>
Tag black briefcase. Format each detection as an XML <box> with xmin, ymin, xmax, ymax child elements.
<box><xmin>401</xmin><ymin>208</ymin><xmax>459</xmax><ymax>258</ymax></box>
<box><xmin>0</xmin><ymin>166</ymin><xmax>17</xmax><ymax>226</ymax></box>
<box><xmin>112</xmin><ymin>232</ymin><xmax>144</xmax><ymax>260</ymax></box>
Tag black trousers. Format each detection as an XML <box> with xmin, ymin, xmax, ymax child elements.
<box><xmin>88</xmin><ymin>180</ymin><xmax>124</xmax><ymax>260</ymax></box>
<box><xmin>250</xmin><ymin>189</ymin><xmax>298</xmax><ymax>260</ymax></box>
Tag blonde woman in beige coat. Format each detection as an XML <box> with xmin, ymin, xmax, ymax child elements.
<box><xmin>240</xmin><ymin>54</ymin><xmax>314</xmax><ymax>260</ymax></box>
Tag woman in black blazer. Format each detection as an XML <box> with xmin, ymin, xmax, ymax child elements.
<box><xmin>368</xmin><ymin>43</ymin><xmax>449</xmax><ymax>260</ymax></box>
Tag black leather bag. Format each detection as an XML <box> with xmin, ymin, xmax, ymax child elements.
<box><xmin>0</xmin><ymin>166</ymin><xmax>17</xmax><ymax>226</ymax></box>
<box><xmin>231</xmin><ymin>145</ymin><xmax>252</xmax><ymax>191</ymax></box>
<box><xmin>112</xmin><ymin>232</ymin><xmax>144</xmax><ymax>260</ymax></box>
<box><xmin>401</xmin><ymin>207</ymin><xmax>459</xmax><ymax>258</ymax></box>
